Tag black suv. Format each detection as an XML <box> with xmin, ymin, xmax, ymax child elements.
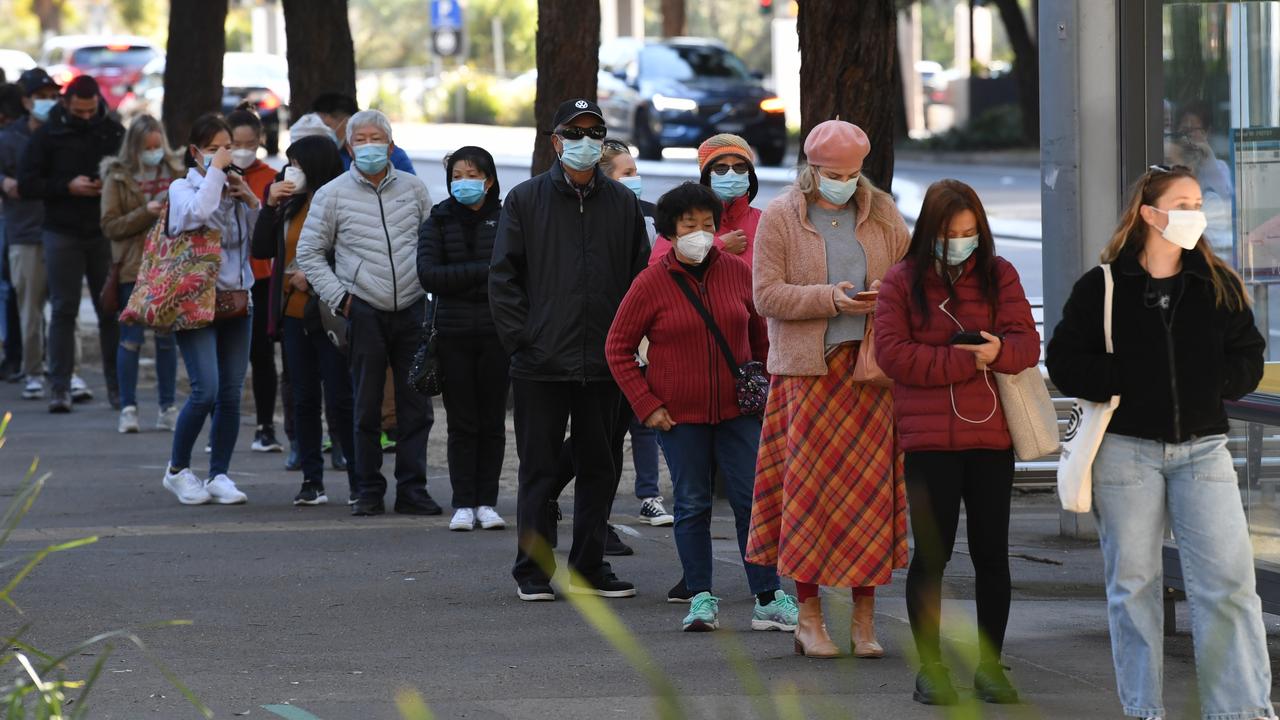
<box><xmin>598</xmin><ymin>38</ymin><xmax>788</xmax><ymax>166</ymax></box>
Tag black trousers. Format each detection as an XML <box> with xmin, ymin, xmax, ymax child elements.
<box><xmin>904</xmin><ymin>448</ymin><xmax>1014</xmax><ymax>666</ymax></box>
<box><xmin>347</xmin><ymin>296</ymin><xmax>433</xmax><ymax>500</ymax></box>
<box><xmin>249</xmin><ymin>278</ymin><xmax>277</xmax><ymax>428</ymax></box>
<box><xmin>512</xmin><ymin>379</ymin><xmax>621</xmax><ymax>585</ymax></box>
<box><xmin>554</xmin><ymin>390</ymin><xmax>633</xmax><ymax>495</ymax></box>
<box><xmin>437</xmin><ymin>333</ymin><xmax>508</xmax><ymax>509</ymax></box>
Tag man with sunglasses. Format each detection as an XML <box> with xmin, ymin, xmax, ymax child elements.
<box><xmin>490</xmin><ymin>98</ymin><xmax>650</xmax><ymax>602</ymax></box>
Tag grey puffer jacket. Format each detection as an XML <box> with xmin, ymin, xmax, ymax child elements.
<box><xmin>296</xmin><ymin>165</ymin><xmax>432</xmax><ymax>313</ymax></box>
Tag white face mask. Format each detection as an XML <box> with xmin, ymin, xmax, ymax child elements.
<box><xmin>1151</xmin><ymin>208</ymin><xmax>1207</xmax><ymax>250</ymax></box>
<box><xmin>231</xmin><ymin>148</ymin><xmax>257</xmax><ymax>170</ymax></box>
<box><xmin>283</xmin><ymin>165</ymin><xmax>307</xmax><ymax>193</ymax></box>
<box><xmin>675</xmin><ymin>230</ymin><xmax>715</xmax><ymax>264</ymax></box>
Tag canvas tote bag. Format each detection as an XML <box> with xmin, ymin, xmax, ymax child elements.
<box><xmin>1056</xmin><ymin>263</ymin><xmax>1119</xmax><ymax>513</ymax></box>
<box><xmin>995</xmin><ymin>364</ymin><xmax>1060</xmax><ymax>461</ymax></box>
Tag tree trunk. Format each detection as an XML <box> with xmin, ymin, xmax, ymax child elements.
<box><xmin>32</xmin><ymin>0</ymin><xmax>65</xmax><ymax>36</ymax></box>
<box><xmin>797</xmin><ymin>0</ymin><xmax>899</xmax><ymax>190</ymax></box>
<box><xmin>991</xmin><ymin>0</ymin><xmax>1039</xmax><ymax>144</ymax></box>
<box><xmin>531</xmin><ymin>0</ymin><xmax>600</xmax><ymax>176</ymax></box>
<box><xmin>282</xmin><ymin>0</ymin><xmax>357</xmax><ymax>121</ymax></box>
<box><xmin>162</xmin><ymin>0</ymin><xmax>227</xmax><ymax>152</ymax></box>
<box><xmin>661</xmin><ymin>0</ymin><xmax>686</xmax><ymax>38</ymax></box>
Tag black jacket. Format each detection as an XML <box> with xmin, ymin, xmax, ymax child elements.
<box><xmin>417</xmin><ymin>195</ymin><xmax>501</xmax><ymax>338</ymax></box>
<box><xmin>489</xmin><ymin>166</ymin><xmax>649</xmax><ymax>382</ymax></box>
<box><xmin>1046</xmin><ymin>248</ymin><xmax>1265</xmax><ymax>444</ymax></box>
<box><xmin>18</xmin><ymin>102</ymin><xmax>124</xmax><ymax>237</ymax></box>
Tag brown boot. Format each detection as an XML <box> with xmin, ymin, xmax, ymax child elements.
<box><xmin>793</xmin><ymin>597</ymin><xmax>840</xmax><ymax>658</ymax></box>
<box><xmin>852</xmin><ymin>593</ymin><xmax>885</xmax><ymax>658</ymax></box>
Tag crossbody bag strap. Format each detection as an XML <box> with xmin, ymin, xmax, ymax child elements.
<box><xmin>671</xmin><ymin>273</ymin><xmax>741</xmax><ymax>375</ymax></box>
<box><xmin>1101</xmin><ymin>263</ymin><xmax>1114</xmax><ymax>354</ymax></box>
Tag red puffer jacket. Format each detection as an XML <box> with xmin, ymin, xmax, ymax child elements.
<box><xmin>874</xmin><ymin>255</ymin><xmax>1039</xmax><ymax>452</ymax></box>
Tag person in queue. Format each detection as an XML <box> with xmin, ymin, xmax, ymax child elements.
<box><xmin>417</xmin><ymin>146</ymin><xmax>508</xmax><ymax>532</ymax></box>
<box><xmin>1047</xmin><ymin>165</ymin><xmax>1273</xmax><ymax>720</ymax></box>
<box><xmin>745</xmin><ymin>120</ymin><xmax>910</xmax><ymax>659</ymax></box>
<box><xmin>489</xmin><ymin>98</ymin><xmax>649</xmax><ymax>602</ymax></box>
<box><xmin>606</xmin><ymin>182</ymin><xmax>798</xmax><ymax>633</ymax></box>
<box><xmin>251</xmin><ymin>135</ymin><xmax>352</xmax><ymax>506</ymax></box>
<box><xmin>296</xmin><ymin>110</ymin><xmax>438</xmax><ymax>517</ymax></box>
<box><xmin>312</xmin><ymin>93</ymin><xmax>417</xmax><ymax>176</ymax></box>
<box><xmin>874</xmin><ymin>180</ymin><xmax>1039</xmax><ymax>705</ymax></box>
<box><xmin>160</xmin><ymin>113</ymin><xmax>259</xmax><ymax>506</ymax></box>
<box><xmin>99</xmin><ymin>114</ymin><xmax>184</xmax><ymax>434</ymax></box>
<box><xmin>648</xmin><ymin>134</ymin><xmax>759</xmax><ymax>267</ymax></box>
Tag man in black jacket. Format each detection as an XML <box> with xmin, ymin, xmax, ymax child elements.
<box><xmin>490</xmin><ymin>99</ymin><xmax>649</xmax><ymax>601</ymax></box>
<box><xmin>18</xmin><ymin>75</ymin><xmax>123</xmax><ymax>412</ymax></box>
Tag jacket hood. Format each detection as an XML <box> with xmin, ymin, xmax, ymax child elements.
<box><xmin>46</xmin><ymin>98</ymin><xmax>110</xmax><ymax>134</ymax></box>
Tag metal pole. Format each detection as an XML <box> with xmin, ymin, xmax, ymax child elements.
<box><xmin>455</xmin><ymin>58</ymin><xmax>465</xmax><ymax>124</ymax></box>
<box><xmin>493</xmin><ymin>16</ymin><xmax>506</xmax><ymax>77</ymax></box>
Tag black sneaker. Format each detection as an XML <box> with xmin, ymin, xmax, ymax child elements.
<box><xmin>913</xmin><ymin>663</ymin><xmax>959</xmax><ymax>706</ymax></box>
<box><xmin>569</xmin><ymin>571</ymin><xmax>636</xmax><ymax>598</ymax></box>
<box><xmin>251</xmin><ymin>425</ymin><xmax>283</xmax><ymax>453</ymax></box>
<box><xmin>348</xmin><ymin>492</ymin><xmax>359</xmax><ymax>506</ymax></box>
<box><xmin>285</xmin><ymin>446</ymin><xmax>301</xmax><ymax>472</ymax></box>
<box><xmin>667</xmin><ymin>576</ymin><xmax>695</xmax><ymax>603</ymax></box>
<box><xmin>516</xmin><ymin>580</ymin><xmax>556</xmax><ymax>602</ymax></box>
<box><xmin>394</xmin><ymin>490</ymin><xmax>443</xmax><ymax>516</ymax></box>
<box><xmin>605</xmin><ymin>524</ymin><xmax>634</xmax><ymax>556</ymax></box>
<box><xmin>973</xmin><ymin>662</ymin><xmax>1020</xmax><ymax>704</ymax></box>
<box><xmin>351</xmin><ymin>499</ymin><xmax>385</xmax><ymax>516</ymax></box>
<box><xmin>547</xmin><ymin>500</ymin><xmax>562</xmax><ymax>549</ymax></box>
<box><xmin>47</xmin><ymin>391</ymin><xmax>72</xmax><ymax>413</ymax></box>
<box><xmin>293</xmin><ymin>483</ymin><xmax>328</xmax><ymax>506</ymax></box>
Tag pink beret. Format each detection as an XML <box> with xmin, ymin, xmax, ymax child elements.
<box><xmin>803</xmin><ymin>120</ymin><xmax>871</xmax><ymax>168</ymax></box>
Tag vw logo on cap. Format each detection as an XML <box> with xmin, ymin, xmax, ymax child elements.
<box><xmin>575</xmin><ymin>100</ymin><xmax>589</xmax><ymax>109</ymax></box>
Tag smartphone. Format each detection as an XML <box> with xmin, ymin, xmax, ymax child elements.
<box><xmin>851</xmin><ymin>290</ymin><xmax>879</xmax><ymax>302</ymax></box>
<box><xmin>950</xmin><ymin>331</ymin><xmax>985</xmax><ymax>345</ymax></box>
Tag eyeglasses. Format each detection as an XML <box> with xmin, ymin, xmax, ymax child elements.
<box><xmin>709</xmin><ymin>162</ymin><xmax>751</xmax><ymax>175</ymax></box>
<box><xmin>556</xmin><ymin>125</ymin><xmax>608</xmax><ymax>141</ymax></box>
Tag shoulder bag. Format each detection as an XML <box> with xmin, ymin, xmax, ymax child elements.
<box><xmin>408</xmin><ymin>297</ymin><xmax>442</xmax><ymax>396</ymax></box>
<box><xmin>119</xmin><ymin>204</ymin><xmax>221</xmax><ymax>333</ymax></box>
<box><xmin>995</xmin><ymin>363</ymin><xmax>1060</xmax><ymax>461</ymax></box>
<box><xmin>671</xmin><ymin>274</ymin><xmax>770</xmax><ymax>416</ymax></box>
<box><xmin>850</xmin><ymin>319</ymin><xmax>892</xmax><ymax>388</ymax></box>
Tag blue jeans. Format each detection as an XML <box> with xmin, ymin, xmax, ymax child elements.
<box><xmin>629</xmin><ymin>415</ymin><xmax>660</xmax><ymax>499</ymax></box>
<box><xmin>281</xmin><ymin>316</ymin><xmax>355</xmax><ymax>493</ymax></box>
<box><xmin>1092</xmin><ymin>433</ymin><xmax>1274</xmax><ymax>720</ymax></box>
<box><xmin>117</xmin><ymin>282</ymin><xmax>178</xmax><ymax>409</ymax></box>
<box><xmin>170</xmin><ymin>314</ymin><xmax>252</xmax><ymax>478</ymax></box>
<box><xmin>660</xmin><ymin>414</ymin><xmax>779</xmax><ymax>596</ymax></box>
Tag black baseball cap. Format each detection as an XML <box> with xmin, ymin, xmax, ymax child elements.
<box><xmin>552</xmin><ymin>98</ymin><xmax>605</xmax><ymax>129</ymax></box>
<box><xmin>17</xmin><ymin>68</ymin><xmax>58</xmax><ymax>96</ymax></box>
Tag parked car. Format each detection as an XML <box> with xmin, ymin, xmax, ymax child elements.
<box><xmin>121</xmin><ymin>52</ymin><xmax>291</xmax><ymax>156</ymax></box>
<box><xmin>0</xmin><ymin>50</ymin><xmax>35</xmax><ymax>84</ymax></box>
<box><xmin>598</xmin><ymin>37</ymin><xmax>787</xmax><ymax>166</ymax></box>
<box><xmin>40</xmin><ymin>35</ymin><xmax>160</xmax><ymax>111</ymax></box>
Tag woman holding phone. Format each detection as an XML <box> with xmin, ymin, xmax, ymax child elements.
<box><xmin>746</xmin><ymin>120</ymin><xmax>910</xmax><ymax>659</ymax></box>
<box><xmin>874</xmin><ymin>179</ymin><xmax>1038</xmax><ymax>705</ymax></box>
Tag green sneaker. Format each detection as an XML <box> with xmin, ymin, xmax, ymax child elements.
<box><xmin>682</xmin><ymin>591</ymin><xmax>720</xmax><ymax>632</ymax></box>
<box><xmin>751</xmin><ymin>590</ymin><xmax>799</xmax><ymax>632</ymax></box>
<box><xmin>380</xmin><ymin>431</ymin><xmax>397</xmax><ymax>452</ymax></box>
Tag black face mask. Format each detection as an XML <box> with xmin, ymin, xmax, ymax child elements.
<box><xmin>65</xmin><ymin>114</ymin><xmax>93</xmax><ymax>129</ymax></box>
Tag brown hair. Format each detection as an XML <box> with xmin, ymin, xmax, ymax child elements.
<box><xmin>905</xmin><ymin>179</ymin><xmax>1000</xmax><ymax>324</ymax></box>
<box><xmin>1102</xmin><ymin>165</ymin><xmax>1248</xmax><ymax>311</ymax></box>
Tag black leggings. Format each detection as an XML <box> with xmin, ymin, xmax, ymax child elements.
<box><xmin>904</xmin><ymin>448</ymin><xmax>1014</xmax><ymax>666</ymax></box>
<box><xmin>249</xmin><ymin>278</ymin><xmax>278</xmax><ymax>428</ymax></box>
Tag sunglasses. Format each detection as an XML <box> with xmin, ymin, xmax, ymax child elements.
<box><xmin>602</xmin><ymin>139</ymin><xmax>630</xmax><ymax>152</ymax></box>
<box><xmin>556</xmin><ymin>125</ymin><xmax>608</xmax><ymax>141</ymax></box>
<box><xmin>709</xmin><ymin>162</ymin><xmax>752</xmax><ymax>175</ymax></box>
<box><xmin>1148</xmin><ymin>163</ymin><xmax>1191</xmax><ymax>174</ymax></box>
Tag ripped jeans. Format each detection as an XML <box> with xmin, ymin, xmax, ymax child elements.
<box><xmin>116</xmin><ymin>282</ymin><xmax>178</xmax><ymax>410</ymax></box>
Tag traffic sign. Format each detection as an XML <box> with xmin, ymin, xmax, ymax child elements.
<box><xmin>432</xmin><ymin>27</ymin><xmax>462</xmax><ymax>57</ymax></box>
<box><xmin>431</xmin><ymin>0</ymin><xmax>463</xmax><ymax>29</ymax></box>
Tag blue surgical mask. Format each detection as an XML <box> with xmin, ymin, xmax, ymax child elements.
<box><xmin>710</xmin><ymin>170</ymin><xmax>750</xmax><ymax>201</ymax></box>
<box><xmin>141</xmin><ymin>148</ymin><xmax>166</xmax><ymax>167</ymax></box>
<box><xmin>619</xmin><ymin>175</ymin><xmax>643</xmax><ymax>198</ymax></box>
<box><xmin>450</xmin><ymin>178</ymin><xmax>487</xmax><ymax>205</ymax></box>
<box><xmin>817</xmin><ymin>173</ymin><xmax>859</xmax><ymax>206</ymax></box>
<box><xmin>201</xmin><ymin>153</ymin><xmax>214</xmax><ymax>170</ymax></box>
<box><xmin>31</xmin><ymin>98</ymin><xmax>56</xmax><ymax>123</ymax></box>
<box><xmin>353</xmin><ymin>143</ymin><xmax>389</xmax><ymax>175</ymax></box>
<box><xmin>935</xmin><ymin>235</ymin><xmax>980</xmax><ymax>266</ymax></box>
<box><xmin>559</xmin><ymin>137</ymin><xmax>603</xmax><ymax>172</ymax></box>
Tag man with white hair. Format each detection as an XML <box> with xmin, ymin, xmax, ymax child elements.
<box><xmin>296</xmin><ymin>110</ymin><xmax>437</xmax><ymax>517</ymax></box>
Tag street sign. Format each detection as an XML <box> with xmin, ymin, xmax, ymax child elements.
<box><xmin>431</xmin><ymin>0</ymin><xmax>463</xmax><ymax>29</ymax></box>
<box><xmin>433</xmin><ymin>28</ymin><xmax>462</xmax><ymax>57</ymax></box>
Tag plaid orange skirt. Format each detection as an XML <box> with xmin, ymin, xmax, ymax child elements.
<box><xmin>745</xmin><ymin>343</ymin><xmax>909</xmax><ymax>587</ymax></box>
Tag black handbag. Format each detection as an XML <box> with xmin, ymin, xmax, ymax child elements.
<box><xmin>671</xmin><ymin>274</ymin><xmax>770</xmax><ymax>416</ymax></box>
<box><xmin>408</xmin><ymin>298</ymin><xmax>442</xmax><ymax>396</ymax></box>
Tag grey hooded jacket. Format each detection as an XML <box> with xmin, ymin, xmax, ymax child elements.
<box><xmin>296</xmin><ymin>165</ymin><xmax>432</xmax><ymax>313</ymax></box>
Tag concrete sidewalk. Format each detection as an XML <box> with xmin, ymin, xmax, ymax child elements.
<box><xmin>2</xmin><ymin>365</ymin><xmax>1277</xmax><ymax>719</ymax></box>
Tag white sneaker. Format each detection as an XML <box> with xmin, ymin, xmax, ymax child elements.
<box><xmin>639</xmin><ymin>496</ymin><xmax>675</xmax><ymax>526</ymax></box>
<box><xmin>163</xmin><ymin>467</ymin><xmax>211</xmax><ymax>505</ymax></box>
<box><xmin>117</xmin><ymin>405</ymin><xmax>140</xmax><ymax>434</ymax></box>
<box><xmin>204</xmin><ymin>474</ymin><xmax>247</xmax><ymax>505</ymax></box>
<box><xmin>476</xmin><ymin>505</ymin><xmax>507</xmax><ymax>530</ymax></box>
<box><xmin>21</xmin><ymin>376</ymin><xmax>44</xmax><ymax>400</ymax></box>
<box><xmin>69</xmin><ymin>374</ymin><xmax>93</xmax><ymax>402</ymax></box>
<box><xmin>449</xmin><ymin>507</ymin><xmax>476</xmax><ymax>531</ymax></box>
<box><xmin>156</xmin><ymin>406</ymin><xmax>179</xmax><ymax>431</ymax></box>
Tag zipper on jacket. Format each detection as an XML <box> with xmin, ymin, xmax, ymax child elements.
<box><xmin>1164</xmin><ymin>282</ymin><xmax>1186</xmax><ymax>441</ymax></box>
<box><xmin>578</xmin><ymin>188</ymin><xmax>588</xmax><ymax>386</ymax></box>
<box><xmin>373</xmin><ymin>184</ymin><xmax>398</xmax><ymax>312</ymax></box>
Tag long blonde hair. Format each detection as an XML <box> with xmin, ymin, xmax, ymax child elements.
<box><xmin>794</xmin><ymin>160</ymin><xmax>898</xmax><ymax>233</ymax></box>
<box><xmin>1102</xmin><ymin>165</ymin><xmax>1248</xmax><ymax>311</ymax></box>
